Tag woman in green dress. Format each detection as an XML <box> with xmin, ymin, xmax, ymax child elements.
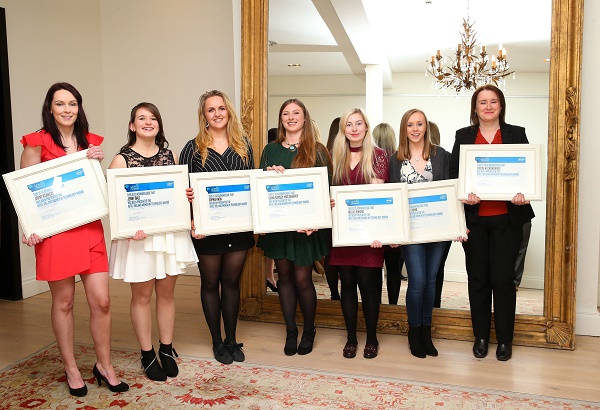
<box><xmin>257</xmin><ymin>98</ymin><xmax>332</xmax><ymax>356</ymax></box>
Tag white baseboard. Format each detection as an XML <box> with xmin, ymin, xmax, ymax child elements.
<box><xmin>22</xmin><ymin>278</ymin><xmax>49</xmax><ymax>299</ymax></box>
<box><xmin>576</xmin><ymin>311</ymin><xmax>600</xmax><ymax>336</ymax></box>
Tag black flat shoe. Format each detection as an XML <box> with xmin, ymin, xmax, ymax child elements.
<box><xmin>472</xmin><ymin>338</ymin><xmax>489</xmax><ymax>358</ymax></box>
<box><xmin>496</xmin><ymin>343</ymin><xmax>512</xmax><ymax>361</ymax></box>
<box><xmin>65</xmin><ymin>373</ymin><xmax>87</xmax><ymax>397</ymax></box>
<box><xmin>92</xmin><ymin>364</ymin><xmax>129</xmax><ymax>393</ymax></box>
<box><xmin>225</xmin><ymin>341</ymin><xmax>245</xmax><ymax>362</ymax></box>
<box><xmin>297</xmin><ymin>328</ymin><xmax>316</xmax><ymax>355</ymax></box>
<box><xmin>284</xmin><ymin>327</ymin><xmax>298</xmax><ymax>356</ymax></box>
<box><xmin>266</xmin><ymin>279</ymin><xmax>278</xmax><ymax>293</ymax></box>
<box><xmin>213</xmin><ymin>343</ymin><xmax>233</xmax><ymax>365</ymax></box>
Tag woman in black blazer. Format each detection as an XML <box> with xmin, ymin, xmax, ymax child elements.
<box><xmin>449</xmin><ymin>84</ymin><xmax>534</xmax><ymax>362</ymax></box>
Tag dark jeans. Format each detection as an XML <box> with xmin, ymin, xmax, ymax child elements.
<box><xmin>403</xmin><ymin>241</ymin><xmax>447</xmax><ymax>327</ymax></box>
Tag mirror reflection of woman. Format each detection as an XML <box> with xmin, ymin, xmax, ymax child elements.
<box><xmin>329</xmin><ymin>108</ymin><xmax>388</xmax><ymax>359</ymax></box>
<box><xmin>109</xmin><ymin>102</ymin><xmax>198</xmax><ymax>381</ymax></box>
<box><xmin>388</xmin><ymin>109</ymin><xmax>450</xmax><ymax>359</ymax></box>
<box><xmin>372</xmin><ymin>122</ymin><xmax>405</xmax><ymax>305</ymax></box>
<box><xmin>450</xmin><ymin>84</ymin><xmax>535</xmax><ymax>362</ymax></box>
<box><xmin>20</xmin><ymin>82</ymin><xmax>128</xmax><ymax>396</ymax></box>
<box><xmin>180</xmin><ymin>90</ymin><xmax>255</xmax><ymax>365</ymax></box>
<box><xmin>257</xmin><ymin>98</ymin><xmax>332</xmax><ymax>356</ymax></box>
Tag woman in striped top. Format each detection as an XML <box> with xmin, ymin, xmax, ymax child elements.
<box><xmin>180</xmin><ymin>90</ymin><xmax>255</xmax><ymax>365</ymax></box>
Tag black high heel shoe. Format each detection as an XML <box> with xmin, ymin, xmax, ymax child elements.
<box><xmin>92</xmin><ymin>364</ymin><xmax>129</xmax><ymax>393</ymax></box>
<box><xmin>284</xmin><ymin>327</ymin><xmax>298</xmax><ymax>356</ymax></box>
<box><xmin>266</xmin><ymin>279</ymin><xmax>278</xmax><ymax>293</ymax></box>
<box><xmin>65</xmin><ymin>373</ymin><xmax>87</xmax><ymax>397</ymax></box>
<box><xmin>297</xmin><ymin>328</ymin><xmax>316</xmax><ymax>355</ymax></box>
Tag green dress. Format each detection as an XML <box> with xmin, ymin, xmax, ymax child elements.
<box><xmin>256</xmin><ymin>142</ymin><xmax>332</xmax><ymax>266</ymax></box>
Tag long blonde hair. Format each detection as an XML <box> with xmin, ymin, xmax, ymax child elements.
<box><xmin>372</xmin><ymin>122</ymin><xmax>397</xmax><ymax>158</ymax></box>
<box><xmin>396</xmin><ymin>108</ymin><xmax>434</xmax><ymax>161</ymax></box>
<box><xmin>194</xmin><ymin>90</ymin><xmax>250</xmax><ymax>166</ymax></box>
<box><xmin>332</xmin><ymin>108</ymin><xmax>377</xmax><ymax>185</ymax></box>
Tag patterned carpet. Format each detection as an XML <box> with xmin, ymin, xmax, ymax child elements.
<box><xmin>0</xmin><ymin>343</ymin><xmax>595</xmax><ymax>409</ymax></box>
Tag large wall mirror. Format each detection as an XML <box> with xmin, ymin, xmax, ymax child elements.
<box><xmin>239</xmin><ymin>0</ymin><xmax>582</xmax><ymax>349</ymax></box>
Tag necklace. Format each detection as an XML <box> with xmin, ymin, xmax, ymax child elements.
<box><xmin>213</xmin><ymin>138</ymin><xmax>227</xmax><ymax>145</ymax></box>
<box><xmin>349</xmin><ymin>145</ymin><xmax>363</xmax><ymax>152</ymax></box>
<box><xmin>62</xmin><ymin>135</ymin><xmax>77</xmax><ymax>152</ymax></box>
<box><xmin>285</xmin><ymin>141</ymin><xmax>299</xmax><ymax>151</ymax></box>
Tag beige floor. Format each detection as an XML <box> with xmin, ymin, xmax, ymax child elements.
<box><xmin>0</xmin><ymin>275</ymin><xmax>598</xmax><ymax>403</ymax></box>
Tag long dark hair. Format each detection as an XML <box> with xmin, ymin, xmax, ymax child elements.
<box><xmin>121</xmin><ymin>102</ymin><xmax>168</xmax><ymax>152</ymax></box>
<box><xmin>41</xmin><ymin>82</ymin><xmax>90</xmax><ymax>150</ymax></box>
<box><xmin>470</xmin><ymin>84</ymin><xmax>506</xmax><ymax>126</ymax></box>
<box><xmin>277</xmin><ymin>98</ymin><xmax>320</xmax><ymax>168</ymax></box>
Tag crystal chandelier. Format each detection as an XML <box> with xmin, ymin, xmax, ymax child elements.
<box><xmin>426</xmin><ymin>5</ymin><xmax>514</xmax><ymax>94</ymax></box>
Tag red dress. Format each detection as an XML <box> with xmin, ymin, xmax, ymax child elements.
<box><xmin>329</xmin><ymin>147</ymin><xmax>389</xmax><ymax>268</ymax></box>
<box><xmin>20</xmin><ymin>130</ymin><xmax>109</xmax><ymax>281</ymax></box>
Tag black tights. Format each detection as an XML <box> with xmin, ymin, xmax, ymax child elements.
<box><xmin>274</xmin><ymin>258</ymin><xmax>316</xmax><ymax>333</ymax></box>
<box><xmin>324</xmin><ymin>255</ymin><xmax>340</xmax><ymax>299</ymax></box>
<box><xmin>198</xmin><ymin>250</ymin><xmax>248</xmax><ymax>348</ymax></box>
<box><xmin>339</xmin><ymin>266</ymin><xmax>380</xmax><ymax>345</ymax></box>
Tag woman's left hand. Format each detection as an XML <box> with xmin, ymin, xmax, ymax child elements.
<box><xmin>186</xmin><ymin>187</ymin><xmax>194</xmax><ymax>203</ymax></box>
<box><xmin>87</xmin><ymin>144</ymin><xmax>104</xmax><ymax>161</ymax></box>
<box><xmin>511</xmin><ymin>193</ymin><xmax>530</xmax><ymax>205</ymax></box>
<box><xmin>330</xmin><ymin>198</ymin><xmax>336</xmax><ymax>209</ymax></box>
<box><xmin>370</xmin><ymin>240</ymin><xmax>382</xmax><ymax>248</ymax></box>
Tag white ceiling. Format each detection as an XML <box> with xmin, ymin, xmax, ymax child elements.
<box><xmin>268</xmin><ymin>0</ymin><xmax>552</xmax><ymax>77</ymax></box>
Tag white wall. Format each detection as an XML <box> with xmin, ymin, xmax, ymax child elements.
<box><xmin>269</xmin><ymin>71</ymin><xmax>549</xmax><ymax>290</ymax></box>
<box><xmin>576</xmin><ymin>0</ymin><xmax>600</xmax><ymax>336</ymax></box>
<box><xmin>0</xmin><ymin>0</ymin><xmax>239</xmax><ymax>296</ymax></box>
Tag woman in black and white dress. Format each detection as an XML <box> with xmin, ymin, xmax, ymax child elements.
<box><xmin>180</xmin><ymin>90</ymin><xmax>255</xmax><ymax>365</ymax></box>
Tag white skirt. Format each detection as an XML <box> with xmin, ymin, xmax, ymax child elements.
<box><xmin>109</xmin><ymin>231</ymin><xmax>198</xmax><ymax>283</ymax></box>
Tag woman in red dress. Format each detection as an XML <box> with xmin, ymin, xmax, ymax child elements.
<box><xmin>20</xmin><ymin>83</ymin><xmax>128</xmax><ymax>396</ymax></box>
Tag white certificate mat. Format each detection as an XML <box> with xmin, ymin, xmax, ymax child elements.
<box><xmin>2</xmin><ymin>150</ymin><xmax>108</xmax><ymax>239</ymax></box>
<box><xmin>107</xmin><ymin>165</ymin><xmax>191</xmax><ymax>239</ymax></box>
<box><xmin>190</xmin><ymin>169</ymin><xmax>260</xmax><ymax>235</ymax></box>
<box><xmin>405</xmin><ymin>179</ymin><xmax>467</xmax><ymax>244</ymax></box>
<box><xmin>330</xmin><ymin>183</ymin><xmax>410</xmax><ymax>247</ymax></box>
<box><xmin>250</xmin><ymin>167</ymin><xmax>332</xmax><ymax>234</ymax></box>
<box><xmin>458</xmin><ymin>144</ymin><xmax>542</xmax><ymax>200</ymax></box>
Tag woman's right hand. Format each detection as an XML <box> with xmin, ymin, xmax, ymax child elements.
<box><xmin>330</xmin><ymin>198</ymin><xmax>336</xmax><ymax>209</ymax></box>
<box><xmin>132</xmin><ymin>230</ymin><xmax>147</xmax><ymax>241</ymax></box>
<box><xmin>267</xmin><ymin>165</ymin><xmax>286</xmax><ymax>174</ymax></box>
<box><xmin>461</xmin><ymin>193</ymin><xmax>481</xmax><ymax>206</ymax></box>
<box><xmin>454</xmin><ymin>229</ymin><xmax>470</xmax><ymax>242</ymax></box>
<box><xmin>191</xmin><ymin>219</ymin><xmax>206</xmax><ymax>239</ymax></box>
<box><xmin>22</xmin><ymin>233</ymin><xmax>43</xmax><ymax>247</ymax></box>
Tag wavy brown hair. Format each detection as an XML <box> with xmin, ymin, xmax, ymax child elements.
<box><xmin>194</xmin><ymin>90</ymin><xmax>250</xmax><ymax>166</ymax></box>
<box><xmin>121</xmin><ymin>102</ymin><xmax>168</xmax><ymax>152</ymax></box>
<box><xmin>276</xmin><ymin>98</ymin><xmax>322</xmax><ymax>169</ymax></box>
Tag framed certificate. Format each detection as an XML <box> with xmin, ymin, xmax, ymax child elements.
<box><xmin>107</xmin><ymin>165</ymin><xmax>191</xmax><ymax>239</ymax></box>
<box><xmin>405</xmin><ymin>179</ymin><xmax>467</xmax><ymax>244</ymax></box>
<box><xmin>330</xmin><ymin>183</ymin><xmax>410</xmax><ymax>247</ymax></box>
<box><xmin>190</xmin><ymin>169</ymin><xmax>261</xmax><ymax>235</ymax></box>
<box><xmin>2</xmin><ymin>149</ymin><xmax>108</xmax><ymax>239</ymax></box>
<box><xmin>458</xmin><ymin>144</ymin><xmax>542</xmax><ymax>200</ymax></box>
<box><xmin>250</xmin><ymin>166</ymin><xmax>332</xmax><ymax>234</ymax></box>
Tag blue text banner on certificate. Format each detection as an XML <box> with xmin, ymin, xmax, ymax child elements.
<box><xmin>330</xmin><ymin>183</ymin><xmax>409</xmax><ymax>247</ymax></box>
<box><xmin>190</xmin><ymin>169</ymin><xmax>259</xmax><ymax>236</ymax></box>
<box><xmin>108</xmin><ymin>165</ymin><xmax>191</xmax><ymax>239</ymax></box>
<box><xmin>250</xmin><ymin>167</ymin><xmax>332</xmax><ymax>234</ymax></box>
<box><xmin>2</xmin><ymin>150</ymin><xmax>108</xmax><ymax>239</ymax></box>
<box><xmin>404</xmin><ymin>179</ymin><xmax>466</xmax><ymax>244</ymax></box>
<box><xmin>458</xmin><ymin>144</ymin><xmax>542</xmax><ymax>200</ymax></box>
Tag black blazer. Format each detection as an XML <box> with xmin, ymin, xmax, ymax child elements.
<box><xmin>449</xmin><ymin>123</ymin><xmax>535</xmax><ymax>227</ymax></box>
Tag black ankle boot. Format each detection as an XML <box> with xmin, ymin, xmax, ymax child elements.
<box><xmin>158</xmin><ymin>341</ymin><xmax>179</xmax><ymax>377</ymax></box>
<box><xmin>408</xmin><ymin>326</ymin><xmax>426</xmax><ymax>358</ymax></box>
<box><xmin>421</xmin><ymin>325</ymin><xmax>438</xmax><ymax>357</ymax></box>
<box><xmin>141</xmin><ymin>347</ymin><xmax>167</xmax><ymax>381</ymax></box>
<box><xmin>297</xmin><ymin>327</ymin><xmax>316</xmax><ymax>355</ymax></box>
<box><xmin>284</xmin><ymin>327</ymin><xmax>298</xmax><ymax>356</ymax></box>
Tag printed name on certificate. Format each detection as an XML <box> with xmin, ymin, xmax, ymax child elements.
<box><xmin>472</xmin><ymin>156</ymin><xmax>530</xmax><ymax>192</ymax></box>
<box><xmin>28</xmin><ymin>168</ymin><xmax>93</xmax><ymax>221</ymax></box>
<box><xmin>206</xmin><ymin>183</ymin><xmax>251</xmax><ymax>220</ymax></box>
<box><xmin>125</xmin><ymin>180</ymin><xmax>176</xmax><ymax>222</ymax></box>
<box><xmin>409</xmin><ymin>194</ymin><xmax>450</xmax><ymax>231</ymax></box>
<box><xmin>266</xmin><ymin>182</ymin><xmax>316</xmax><ymax>219</ymax></box>
<box><xmin>345</xmin><ymin>197</ymin><xmax>394</xmax><ymax>234</ymax></box>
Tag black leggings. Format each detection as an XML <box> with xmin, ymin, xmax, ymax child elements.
<box><xmin>197</xmin><ymin>250</ymin><xmax>248</xmax><ymax>347</ymax></box>
<box><xmin>339</xmin><ymin>265</ymin><xmax>380</xmax><ymax>345</ymax></box>
<box><xmin>274</xmin><ymin>258</ymin><xmax>316</xmax><ymax>333</ymax></box>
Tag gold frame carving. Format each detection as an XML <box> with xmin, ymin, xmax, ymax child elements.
<box><xmin>239</xmin><ymin>0</ymin><xmax>583</xmax><ymax>349</ymax></box>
